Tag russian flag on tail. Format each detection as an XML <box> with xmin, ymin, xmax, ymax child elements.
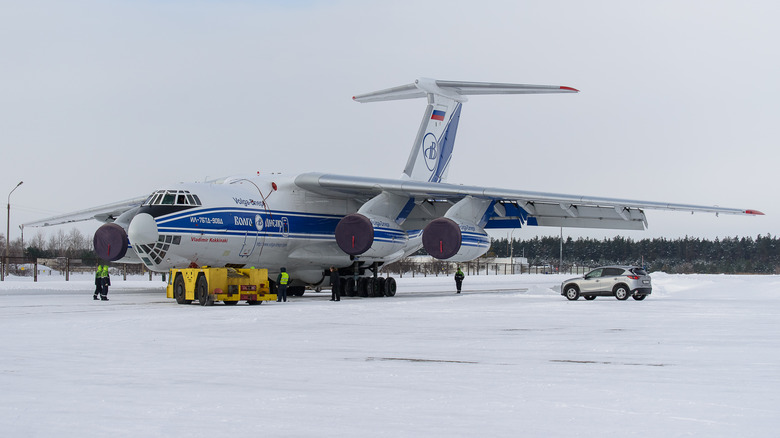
<box><xmin>431</xmin><ymin>110</ymin><xmax>445</xmax><ymax>121</ymax></box>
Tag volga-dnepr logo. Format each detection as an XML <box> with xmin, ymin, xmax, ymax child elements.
<box><xmin>422</xmin><ymin>132</ymin><xmax>438</xmax><ymax>171</ymax></box>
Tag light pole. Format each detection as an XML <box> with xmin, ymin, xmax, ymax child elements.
<box><xmin>509</xmin><ymin>228</ymin><xmax>517</xmax><ymax>274</ymax></box>
<box><xmin>4</xmin><ymin>181</ymin><xmax>23</xmax><ymax>281</ymax></box>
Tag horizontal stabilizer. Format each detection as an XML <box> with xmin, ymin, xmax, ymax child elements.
<box><xmin>353</xmin><ymin>78</ymin><xmax>579</xmax><ymax>103</ymax></box>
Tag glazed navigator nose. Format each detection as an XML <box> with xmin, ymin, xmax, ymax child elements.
<box><xmin>128</xmin><ymin>213</ymin><xmax>159</xmax><ymax>245</ymax></box>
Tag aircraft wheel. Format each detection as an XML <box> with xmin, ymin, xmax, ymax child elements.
<box><xmin>384</xmin><ymin>277</ymin><xmax>397</xmax><ymax>297</ymax></box>
<box><xmin>358</xmin><ymin>277</ymin><xmax>368</xmax><ymax>297</ymax></box>
<box><xmin>564</xmin><ymin>285</ymin><xmax>580</xmax><ymax>301</ymax></box>
<box><xmin>377</xmin><ymin>277</ymin><xmax>386</xmax><ymax>297</ymax></box>
<box><xmin>614</xmin><ymin>285</ymin><xmax>630</xmax><ymax>301</ymax></box>
<box><xmin>370</xmin><ymin>277</ymin><xmax>382</xmax><ymax>297</ymax></box>
<box><xmin>338</xmin><ymin>278</ymin><xmax>347</xmax><ymax>297</ymax></box>
<box><xmin>173</xmin><ymin>274</ymin><xmax>191</xmax><ymax>305</ymax></box>
<box><xmin>345</xmin><ymin>277</ymin><xmax>356</xmax><ymax>296</ymax></box>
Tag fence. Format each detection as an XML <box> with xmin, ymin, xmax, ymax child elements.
<box><xmin>383</xmin><ymin>261</ymin><xmax>591</xmax><ymax>278</ymax></box>
<box><xmin>0</xmin><ymin>257</ymin><xmax>163</xmax><ymax>282</ymax></box>
<box><xmin>2</xmin><ymin>257</ymin><xmax>593</xmax><ymax>283</ymax></box>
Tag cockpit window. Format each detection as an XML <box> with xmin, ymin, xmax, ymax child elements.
<box><xmin>143</xmin><ymin>190</ymin><xmax>202</xmax><ymax>206</ymax></box>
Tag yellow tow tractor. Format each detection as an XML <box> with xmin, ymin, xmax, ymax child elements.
<box><xmin>166</xmin><ymin>267</ymin><xmax>276</xmax><ymax>306</ymax></box>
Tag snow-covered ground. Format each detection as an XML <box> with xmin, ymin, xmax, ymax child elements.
<box><xmin>1</xmin><ymin>272</ymin><xmax>778</xmax><ymax>437</ymax></box>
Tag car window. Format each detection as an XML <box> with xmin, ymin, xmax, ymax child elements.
<box><xmin>601</xmin><ymin>268</ymin><xmax>625</xmax><ymax>277</ymax></box>
<box><xmin>585</xmin><ymin>268</ymin><xmax>603</xmax><ymax>279</ymax></box>
<box><xmin>631</xmin><ymin>268</ymin><xmax>648</xmax><ymax>276</ymax></box>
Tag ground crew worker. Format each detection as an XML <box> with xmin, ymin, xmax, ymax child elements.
<box><xmin>329</xmin><ymin>266</ymin><xmax>340</xmax><ymax>301</ymax></box>
<box><xmin>94</xmin><ymin>264</ymin><xmax>103</xmax><ymax>300</ymax></box>
<box><xmin>94</xmin><ymin>264</ymin><xmax>110</xmax><ymax>301</ymax></box>
<box><xmin>454</xmin><ymin>267</ymin><xmax>465</xmax><ymax>294</ymax></box>
<box><xmin>277</xmin><ymin>267</ymin><xmax>289</xmax><ymax>302</ymax></box>
<box><xmin>101</xmin><ymin>264</ymin><xmax>111</xmax><ymax>300</ymax></box>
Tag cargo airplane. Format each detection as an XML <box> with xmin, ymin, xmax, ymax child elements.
<box><xmin>25</xmin><ymin>78</ymin><xmax>763</xmax><ymax>297</ymax></box>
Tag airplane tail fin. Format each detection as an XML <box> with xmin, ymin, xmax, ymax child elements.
<box><xmin>353</xmin><ymin>78</ymin><xmax>578</xmax><ymax>183</ymax></box>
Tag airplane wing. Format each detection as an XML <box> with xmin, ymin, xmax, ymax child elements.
<box><xmin>23</xmin><ymin>196</ymin><xmax>148</xmax><ymax>227</ymax></box>
<box><xmin>294</xmin><ymin>172</ymin><xmax>763</xmax><ymax>231</ymax></box>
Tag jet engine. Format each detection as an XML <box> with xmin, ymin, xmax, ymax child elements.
<box><xmin>93</xmin><ymin>210</ymin><xmax>147</xmax><ymax>264</ymax></box>
<box><xmin>93</xmin><ymin>223</ymin><xmax>130</xmax><ymax>262</ymax></box>
<box><xmin>335</xmin><ymin>213</ymin><xmax>408</xmax><ymax>258</ymax></box>
<box><xmin>422</xmin><ymin>217</ymin><xmax>490</xmax><ymax>262</ymax></box>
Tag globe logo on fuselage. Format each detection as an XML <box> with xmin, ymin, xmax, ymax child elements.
<box><xmin>255</xmin><ymin>214</ymin><xmax>263</xmax><ymax>231</ymax></box>
<box><xmin>423</xmin><ymin>132</ymin><xmax>438</xmax><ymax>171</ymax></box>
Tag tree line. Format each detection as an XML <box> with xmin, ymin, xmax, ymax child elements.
<box><xmin>4</xmin><ymin>228</ymin><xmax>778</xmax><ymax>274</ymax></box>
<box><xmin>1</xmin><ymin>228</ymin><xmax>99</xmax><ymax>264</ymax></box>
<box><xmin>487</xmin><ymin>235</ymin><xmax>779</xmax><ymax>274</ymax></box>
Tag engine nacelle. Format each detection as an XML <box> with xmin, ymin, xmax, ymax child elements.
<box><xmin>334</xmin><ymin>213</ymin><xmax>408</xmax><ymax>258</ymax></box>
<box><xmin>93</xmin><ymin>223</ymin><xmax>130</xmax><ymax>262</ymax></box>
<box><xmin>422</xmin><ymin>217</ymin><xmax>490</xmax><ymax>262</ymax></box>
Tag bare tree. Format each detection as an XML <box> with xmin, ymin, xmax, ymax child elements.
<box><xmin>30</xmin><ymin>231</ymin><xmax>47</xmax><ymax>252</ymax></box>
<box><xmin>66</xmin><ymin>228</ymin><xmax>87</xmax><ymax>256</ymax></box>
<box><xmin>47</xmin><ymin>229</ymin><xmax>67</xmax><ymax>257</ymax></box>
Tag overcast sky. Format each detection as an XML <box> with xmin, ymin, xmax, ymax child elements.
<box><xmin>2</xmin><ymin>0</ymin><xmax>777</xmax><ymax>244</ymax></box>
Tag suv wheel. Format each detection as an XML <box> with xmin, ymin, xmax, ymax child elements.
<box><xmin>564</xmin><ymin>285</ymin><xmax>580</xmax><ymax>301</ymax></box>
<box><xmin>614</xmin><ymin>285</ymin><xmax>629</xmax><ymax>301</ymax></box>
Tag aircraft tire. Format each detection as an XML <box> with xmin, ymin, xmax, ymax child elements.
<box><xmin>338</xmin><ymin>278</ymin><xmax>347</xmax><ymax>297</ymax></box>
<box><xmin>377</xmin><ymin>277</ymin><xmax>386</xmax><ymax>297</ymax></box>
<box><xmin>384</xmin><ymin>277</ymin><xmax>397</xmax><ymax>297</ymax></box>
<box><xmin>345</xmin><ymin>278</ymin><xmax>356</xmax><ymax>297</ymax></box>
<box><xmin>358</xmin><ymin>278</ymin><xmax>368</xmax><ymax>297</ymax></box>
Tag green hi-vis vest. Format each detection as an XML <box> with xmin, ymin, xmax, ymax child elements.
<box><xmin>280</xmin><ymin>272</ymin><xmax>289</xmax><ymax>285</ymax></box>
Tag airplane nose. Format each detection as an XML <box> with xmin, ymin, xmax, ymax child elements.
<box><xmin>128</xmin><ymin>213</ymin><xmax>159</xmax><ymax>245</ymax></box>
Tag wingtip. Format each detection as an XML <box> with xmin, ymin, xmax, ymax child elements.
<box><xmin>560</xmin><ymin>86</ymin><xmax>579</xmax><ymax>92</ymax></box>
<box><xmin>744</xmin><ymin>209</ymin><xmax>765</xmax><ymax>215</ymax></box>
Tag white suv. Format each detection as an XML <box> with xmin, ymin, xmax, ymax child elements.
<box><xmin>561</xmin><ymin>266</ymin><xmax>652</xmax><ymax>301</ymax></box>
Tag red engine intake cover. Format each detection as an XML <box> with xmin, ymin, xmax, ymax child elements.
<box><xmin>422</xmin><ymin>217</ymin><xmax>462</xmax><ymax>260</ymax></box>
<box><xmin>334</xmin><ymin>214</ymin><xmax>374</xmax><ymax>255</ymax></box>
<box><xmin>93</xmin><ymin>223</ymin><xmax>129</xmax><ymax>262</ymax></box>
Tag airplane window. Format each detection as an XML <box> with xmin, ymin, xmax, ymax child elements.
<box><xmin>151</xmin><ymin>194</ymin><xmax>163</xmax><ymax>205</ymax></box>
<box><xmin>177</xmin><ymin>194</ymin><xmax>187</xmax><ymax>205</ymax></box>
<box><xmin>192</xmin><ymin>195</ymin><xmax>202</xmax><ymax>206</ymax></box>
<box><xmin>186</xmin><ymin>194</ymin><xmax>195</xmax><ymax>205</ymax></box>
<box><xmin>161</xmin><ymin>193</ymin><xmax>176</xmax><ymax>205</ymax></box>
<box><xmin>143</xmin><ymin>193</ymin><xmax>155</xmax><ymax>206</ymax></box>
